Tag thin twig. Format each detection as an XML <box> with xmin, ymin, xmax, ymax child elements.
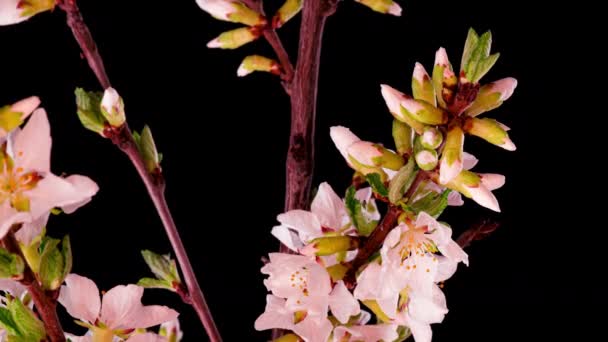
<box><xmin>241</xmin><ymin>0</ymin><xmax>294</xmax><ymax>88</ymax></box>
<box><xmin>56</xmin><ymin>2</ymin><xmax>222</xmax><ymax>341</ymax></box>
<box><xmin>456</xmin><ymin>219</ymin><xmax>500</xmax><ymax>249</ymax></box>
<box><xmin>3</xmin><ymin>230</ymin><xmax>66</xmax><ymax>342</ymax></box>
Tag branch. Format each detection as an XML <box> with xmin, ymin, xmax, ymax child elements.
<box><xmin>3</xmin><ymin>230</ymin><xmax>66</xmax><ymax>342</ymax></box>
<box><xmin>56</xmin><ymin>2</ymin><xmax>222</xmax><ymax>341</ymax></box>
<box><xmin>343</xmin><ymin>205</ymin><xmax>402</xmax><ymax>289</ymax></box>
<box><xmin>456</xmin><ymin>219</ymin><xmax>500</xmax><ymax>249</ymax></box>
<box><xmin>241</xmin><ymin>0</ymin><xmax>294</xmax><ymax>87</ymax></box>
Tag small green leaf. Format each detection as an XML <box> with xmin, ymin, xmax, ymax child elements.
<box><xmin>365</xmin><ymin>173</ymin><xmax>388</xmax><ymax>197</ymax></box>
<box><xmin>473</xmin><ymin>53</ymin><xmax>500</xmax><ymax>83</ymax></box>
<box><xmin>141</xmin><ymin>250</ymin><xmax>181</xmax><ymax>284</ymax></box>
<box><xmin>8</xmin><ymin>297</ymin><xmax>46</xmax><ymax>341</ymax></box>
<box><xmin>0</xmin><ymin>248</ymin><xmax>25</xmax><ymax>279</ymax></box>
<box><xmin>38</xmin><ymin>236</ymin><xmax>71</xmax><ymax>290</ymax></box>
<box><xmin>345</xmin><ymin>186</ymin><xmax>378</xmax><ymax>237</ymax></box>
<box><xmin>388</xmin><ymin>157</ymin><xmax>418</xmax><ymax>204</ymax></box>
<box><xmin>137</xmin><ymin>278</ymin><xmax>174</xmax><ymax>291</ymax></box>
<box><xmin>460</xmin><ymin>28</ymin><xmax>479</xmax><ymax>73</ymax></box>
<box><xmin>0</xmin><ymin>307</ymin><xmax>19</xmax><ymax>336</ymax></box>
<box><xmin>409</xmin><ymin>190</ymin><xmax>451</xmax><ymax>218</ymax></box>
<box><xmin>75</xmin><ymin>88</ymin><xmax>106</xmax><ymax>136</ymax></box>
<box><xmin>134</xmin><ymin>126</ymin><xmax>161</xmax><ymax>173</ymax></box>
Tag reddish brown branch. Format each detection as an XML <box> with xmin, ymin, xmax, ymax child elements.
<box><xmin>57</xmin><ymin>2</ymin><xmax>221</xmax><ymax>341</ymax></box>
<box><xmin>57</xmin><ymin>0</ymin><xmax>111</xmax><ymax>89</ymax></box>
<box><xmin>456</xmin><ymin>219</ymin><xmax>500</xmax><ymax>249</ymax></box>
<box><xmin>343</xmin><ymin>206</ymin><xmax>402</xmax><ymax>289</ymax></box>
<box><xmin>3</xmin><ymin>231</ymin><xmax>66</xmax><ymax>342</ymax></box>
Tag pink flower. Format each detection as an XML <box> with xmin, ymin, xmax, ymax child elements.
<box><xmin>0</xmin><ymin>110</ymin><xmax>99</xmax><ymax>243</ymax></box>
<box><xmin>354</xmin><ymin>212</ymin><xmax>467</xmax><ymax>342</ymax></box>
<box><xmin>58</xmin><ymin>274</ymin><xmax>178</xmax><ymax>341</ymax></box>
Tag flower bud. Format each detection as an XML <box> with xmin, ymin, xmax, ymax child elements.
<box><xmin>272</xmin><ymin>0</ymin><xmax>302</xmax><ymax>28</ymax></box>
<box><xmin>415</xmin><ymin>149</ymin><xmax>438</xmax><ymax>171</ymax></box>
<box><xmin>380</xmin><ymin>84</ymin><xmax>425</xmax><ymax>134</ymax></box>
<box><xmin>195</xmin><ymin>0</ymin><xmax>266</xmax><ymax>26</ymax></box>
<box><xmin>432</xmin><ymin>48</ymin><xmax>457</xmax><ymax>108</ymax></box>
<box><xmin>439</xmin><ymin>125</ymin><xmax>464</xmax><ymax>184</ymax></box>
<box><xmin>443</xmin><ymin>170</ymin><xmax>500</xmax><ymax>212</ymax></box>
<box><xmin>207</xmin><ymin>26</ymin><xmax>261</xmax><ymax>49</ymax></box>
<box><xmin>466</xmin><ymin>77</ymin><xmax>518</xmax><ymax>117</ymax></box>
<box><xmin>420</xmin><ymin>126</ymin><xmax>443</xmax><ymax>149</ymax></box>
<box><xmin>300</xmin><ymin>236</ymin><xmax>359</xmax><ymax>256</ymax></box>
<box><xmin>463</xmin><ymin>117</ymin><xmax>516</xmax><ymax>151</ymax></box>
<box><xmin>392</xmin><ymin>120</ymin><xmax>413</xmax><ymax>156</ymax></box>
<box><xmin>400</xmin><ymin>98</ymin><xmax>448</xmax><ymax>125</ymax></box>
<box><xmin>348</xmin><ymin>141</ymin><xmax>404</xmax><ymax>171</ymax></box>
<box><xmin>412</xmin><ymin>62</ymin><xmax>436</xmax><ymax>106</ymax></box>
<box><xmin>355</xmin><ymin>0</ymin><xmax>402</xmax><ymax>16</ymax></box>
<box><xmin>100</xmin><ymin>88</ymin><xmax>126</xmax><ymax>127</ymax></box>
<box><xmin>478</xmin><ymin>173</ymin><xmax>505</xmax><ymax>191</ymax></box>
<box><xmin>237</xmin><ymin>55</ymin><xmax>281</xmax><ymax>77</ymax></box>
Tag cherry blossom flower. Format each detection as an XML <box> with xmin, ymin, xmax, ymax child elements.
<box><xmin>0</xmin><ymin>109</ymin><xmax>99</xmax><ymax>242</ymax></box>
<box><xmin>271</xmin><ymin>182</ymin><xmax>377</xmax><ymax>262</ymax></box>
<box><xmin>354</xmin><ymin>212</ymin><xmax>467</xmax><ymax>342</ymax></box>
<box><xmin>58</xmin><ymin>274</ymin><xmax>178</xmax><ymax>342</ymax></box>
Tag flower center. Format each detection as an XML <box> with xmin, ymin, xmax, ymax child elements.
<box><xmin>289</xmin><ymin>266</ymin><xmax>310</xmax><ymax>298</ymax></box>
<box><xmin>0</xmin><ymin>146</ymin><xmax>42</xmax><ymax>212</ymax></box>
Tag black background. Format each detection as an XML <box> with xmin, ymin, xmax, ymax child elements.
<box><xmin>0</xmin><ymin>0</ymin><xmax>587</xmax><ymax>341</ymax></box>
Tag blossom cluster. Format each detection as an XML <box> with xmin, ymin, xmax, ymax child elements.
<box><xmin>255</xmin><ymin>28</ymin><xmax>517</xmax><ymax>342</ymax></box>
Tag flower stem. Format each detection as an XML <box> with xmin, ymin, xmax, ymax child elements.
<box><xmin>56</xmin><ymin>2</ymin><xmax>222</xmax><ymax>340</ymax></box>
<box><xmin>3</xmin><ymin>229</ymin><xmax>66</xmax><ymax>342</ymax></box>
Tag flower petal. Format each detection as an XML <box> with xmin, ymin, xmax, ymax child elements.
<box><xmin>277</xmin><ymin>210</ymin><xmax>322</xmax><ymax>242</ymax></box>
<box><xmin>60</xmin><ymin>175</ymin><xmax>99</xmax><ymax>214</ymax></box>
<box><xmin>58</xmin><ymin>274</ymin><xmax>101</xmax><ymax>324</ymax></box>
<box><xmin>293</xmin><ymin>315</ymin><xmax>333</xmax><ymax>342</ymax></box>
<box><xmin>330</xmin><ymin>126</ymin><xmax>360</xmax><ymax>162</ymax></box>
<box><xmin>271</xmin><ymin>225</ymin><xmax>303</xmax><ymax>252</ymax></box>
<box><xmin>333</xmin><ymin>324</ymin><xmax>399</xmax><ymax>342</ymax></box>
<box><xmin>13</xmin><ymin>109</ymin><xmax>51</xmax><ymax>172</ymax></box>
<box><xmin>14</xmin><ymin>211</ymin><xmax>49</xmax><ymax>246</ymax></box>
<box><xmin>126</xmin><ymin>333</ymin><xmax>167</xmax><ymax>342</ymax></box>
<box><xmin>26</xmin><ymin>173</ymin><xmax>98</xmax><ymax>220</ymax></box>
<box><xmin>254</xmin><ymin>295</ymin><xmax>294</xmax><ymax>331</ymax></box>
<box><xmin>0</xmin><ymin>0</ymin><xmax>29</xmax><ymax>26</ymax></box>
<box><xmin>0</xmin><ymin>203</ymin><xmax>31</xmax><ymax>240</ymax></box>
<box><xmin>311</xmin><ymin>182</ymin><xmax>345</xmax><ymax>230</ymax></box>
<box><xmin>0</xmin><ymin>279</ymin><xmax>26</xmax><ymax>297</ymax></box>
<box><xmin>100</xmin><ymin>284</ymin><xmax>178</xmax><ymax>330</ymax></box>
<box><xmin>329</xmin><ymin>281</ymin><xmax>360</xmax><ymax>324</ymax></box>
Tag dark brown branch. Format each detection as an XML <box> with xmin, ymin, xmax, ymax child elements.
<box><xmin>3</xmin><ymin>230</ymin><xmax>65</xmax><ymax>342</ymax></box>
<box><xmin>56</xmin><ymin>2</ymin><xmax>222</xmax><ymax>341</ymax></box>
<box><xmin>343</xmin><ymin>205</ymin><xmax>402</xmax><ymax>289</ymax></box>
<box><xmin>456</xmin><ymin>219</ymin><xmax>500</xmax><ymax>249</ymax></box>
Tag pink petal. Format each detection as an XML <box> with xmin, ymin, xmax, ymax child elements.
<box><xmin>0</xmin><ymin>204</ymin><xmax>31</xmax><ymax>240</ymax></box>
<box><xmin>462</xmin><ymin>152</ymin><xmax>478</xmax><ymax>170</ymax></box>
<box><xmin>26</xmin><ymin>173</ymin><xmax>98</xmax><ymax>220</ymax></box>
<box><xmin>277</xmin><ymin>210</ymin><xmax>322</xmax><ymax>241</ymax></box>
<box><xmin>100</xmin><ymin>284</ymin><xmax>178</xmax><ymax>330</ymax></box>
<box><xmin>270</xmin><ymin>225</ymin><xmax>303</xmax><ymax>252</ymax></box>
<box><xmin>15</xmin><ymin>211</ymin><xmax>49</xmax><ymax>246</ymax></box>
<box><xmin>0</xmin><ymin>279</ymin><xmax>26</xmax><ymax>297</ymax></box>
<box><xmin>58</xmin><ymin>274</ymin><xmax>101</xmax><ymax>324</ymax></box>
<box><xmin>254</xmin><ymin>295</ymin><xmax>294</xmax><ymax>331</ymax></box>
<box><xmin>293</xmin><ymin>315</ymin><xmax>333</xmax><ymax>342</ymax></box>
<box><xmin>60</xmin><ymin>175</ymin><xmax>99</xmax><ymax>213</ymax></box>
<box><xmin>329</xmin><ymin>281</ymin><xmax>360</xmax><ymax>324</ymax></box>
<box><xmin>311</xmin><ymin>182</ymin><xmax>345</xmax><ymax>230</ymax></box>
<box><xmin>126</xmin><ymin>333</ymin><xmax>167</xmax><ymax>342</ymax></box>
<box><xmin>408</xmin><ymin>285</ymin><xmax>448</xmax><ymax>324</ymax></box>
<box><xmin>405</xmin><ymin>318</ymin><xmax>433</xmax><ymax>342</ymax></box>
<box><xmin>334</xmin><ymin>324</ymin><xmax>399</xmax><ymax>342</ymax></box>
<box><xmin>0</xmin><ymin>0</ymin><xmax>29</xmax><ymax>26</ymax></box>
<box><xmin>13</xmin><ymin>109</ymin><xmax>51</xmax><ymax>172</ymax></box>
<box><xmin>478</xmin><ymin>173</ymin><xmax>506</xmax><ymax>191</ymax></box>
<box><xmin>439</xmin><ymin>157</ymin><xmax>462</xmax><ymax>185</ymax></box>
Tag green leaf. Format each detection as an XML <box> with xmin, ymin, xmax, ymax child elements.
<box><xmin>136</xmin><ymin>125</ymin><xmax>161</xmax><ymax>173</ymax></box>
<box><xmin>8</xmin><ymin>297</ymin><xmax>46</xmax><ymax>341</ymax></box>
<box><xmin>409</xmin><ymin>189</ymin><xmax>451</xmax><ymax>218</ymax></box>
<box><xmin>460</xmin><ymin>28</ymin><xmax>479</xmax><ymax>73</ymax></box>
<box><xmin>388</xmin><ymin>157</ymin><xmax>418</xmax><ymax>204</ymax></box>
<box><xmin>473</xmin><ymin>53</ymin><xmax>500</xmax><ymax>83</ymax></box>
<box><xmin>365</xmin><ymin>173</ymin><xmax>388</xmax><ymax>197</ymax></box>
<box><xmin>75</xmin><ymin>88</ymin><xmax>106</xmax><ymax>136</ymax></box>
<box><xmin>0</xmin><ymin>248</ymin><xmax>25</xmax><ymax>279</ymax></box>
<box><xmin>141</xmin><ymin>250</ymin><xmax>181</xmax><ymax>284</ymax></box>
<box><xmin>137</xmin><ymin>277</ymin><xmax>174</xmax><ymax>291</ymax></box>
<box><xmin>345</xmin><ymin>186</ymin><xmax>378</xmax><ymax>237</ymax></box>
<box><xmin>38</xmin><ymin>236</ymin><xmax>71</xmax><ymax>290</ymax></box>
<box><xmin>464</xmin><ymin>31</ymin><xmax>499</xmax><ymax>83</ymax></box>
<box><xmin>0</xmin><ymin>307</ymin><xmax>19</xmax><ymax>336</ymax></box>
